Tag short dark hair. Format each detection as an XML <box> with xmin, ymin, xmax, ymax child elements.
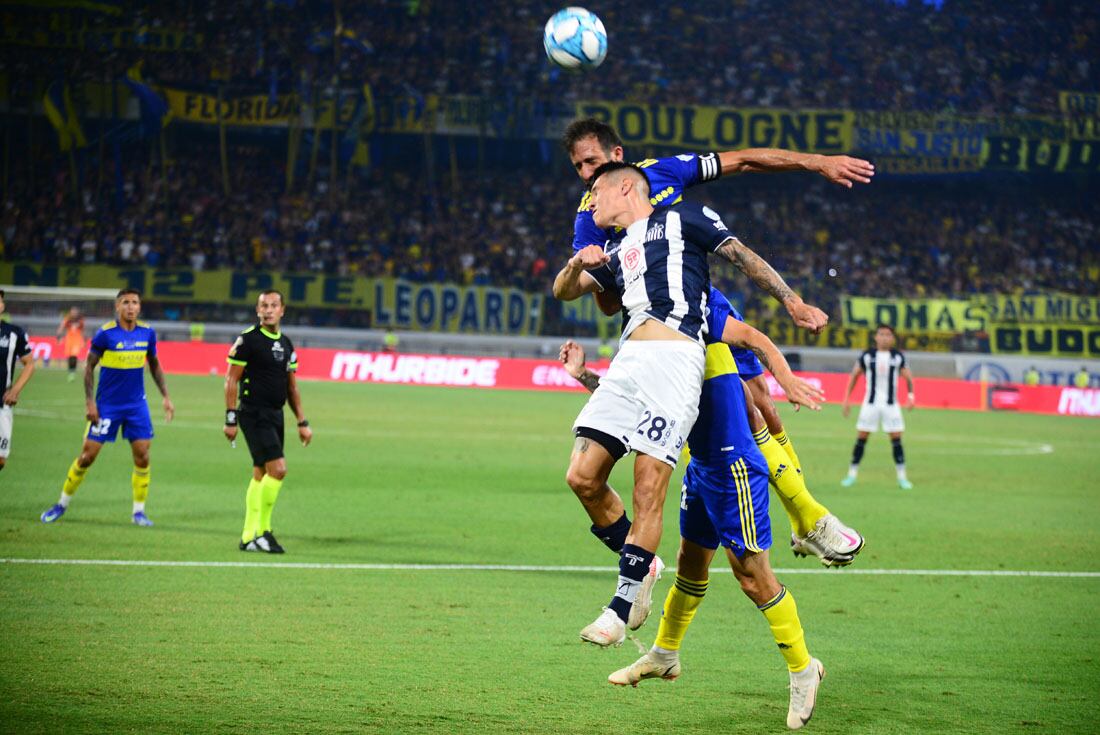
<box><xmin>562</xmin><ymin>117</ymin><xmax>623</xmax><ymax>156</ymax></box>
<box><xmin>116</xmin><ymin>288</ymin><xmax>142</xmax><ymax>300</ymax></box>
<box><xmin>259</xmin><ymin>289</ymin><xmax>285</xmax><ymax>305</ymax></box>
<box><xmin>0</xmin><ymin>289</ymin><xmax>5</xmax><ymax>299</ymax></box>
<box><xmin>589</xmin><ymin>161</ymin><xmax>650</xmax><ymax>196</ymax></box>
<box><xmin>876</xmin><ymin>323</ymin><xmax>896</xmax><ymax>336</ymax></box>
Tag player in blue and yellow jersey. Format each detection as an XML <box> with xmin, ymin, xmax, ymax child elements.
<box><xmin>41</xmin><ymin>289</ymin><xmax>174</xmax><ymax>526</ymax></box>
<box><xmin>560</xmin><ymin>118</ymin><xmax>869</xmax><ymax>565</ymax></box>
<box><xmin>561</xmin><ymin>286</ymin><xmax>829</xmax><ymax>730</ymax></box>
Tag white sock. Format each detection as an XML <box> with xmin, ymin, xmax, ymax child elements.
<box><xmin>896</xmin><ymin>464</ymin><xmax>907</xmax><ymax>480</ymax></box>
<box><xmin>133</xmin><ymin>501</ymin><xmax>145</xmax><ymax>514</ymax></box>
<box><xmin>58</xmin><ymin>492</ymin><xmax>72</xmax><ymax>508</ymax></box>
<box><xmin>847</xmin><ymin>465</ymin><xmax>858</xmax><ymax>477</ymax></box>
<box><xmin>651</xmin><ymin>645</ymin><xmax>678</xmax><ymax>658</ymax></box>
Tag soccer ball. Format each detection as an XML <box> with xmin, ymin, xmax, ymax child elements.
<box><xmin>543</xmin><ymin>7</ymin><xmax>607</xmax><ymax>71</ymax></box>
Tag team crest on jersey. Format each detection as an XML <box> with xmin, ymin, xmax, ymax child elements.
<box><xmin>271</xmin><ymin>341</ymin><xmax>285</xmax><ymax>361</ymax></box>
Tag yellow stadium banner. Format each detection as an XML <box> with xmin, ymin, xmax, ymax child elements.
<box><xmin>991</xmin><ymin>324</ymin><xmax>1100</xmax><ymax>358</ymax></box>
<box><xmin>1</xmin><ymin>263</ymin><xmax>542</xmax><ymax>336</ymax></box>
<box><xmin>576</xmin><ymin>102</ymin><xmax>852</xmax><ymax>153</ymax></box>
<box><xmin>750</xmin><ymin>317</ymin><xmax>956</xmax><ymax>352</ymax></box>
<box><xmin>973</xmin><ymin>293</ymin><xmax>1100</xmax><ymax>325</ymax></box>
<box><xmin>841</xmin><ymin>296</ymin><xmax>988</xmax><ymax>334</ymax></box>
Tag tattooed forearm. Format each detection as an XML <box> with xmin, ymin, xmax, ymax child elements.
<box><xmin>749</xmin><ymin>346</ymin><xmax>775</xmax><ymax>374</ymax></box>
<box><xmin>148</xmin><ymin>357</ymin><xmax>170</xmax><ymax>398</ymax></box>
<box><xmin>83</xmin><ymin>354</ymin><xmax>99</xmax><ymax>401</ymax></box>
<box><xmin>715</xmin><ymin>237</ymin><xmax>796</xmax><ymax>304</ymax></box>
<box><xmin>577</xmin><ymin>370</ymin><xmax>602</xmax><ymax>393</ymax></box>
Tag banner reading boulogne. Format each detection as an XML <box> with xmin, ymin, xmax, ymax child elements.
<box><xmin>1</xmin><ymin>263</ymin><xmax>542</xmax><ymax>336</ymax></box>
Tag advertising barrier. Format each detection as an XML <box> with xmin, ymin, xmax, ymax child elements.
<box><xmin>25</xmin><ymin>337</ymin><xmax>1097</xmax><ymax>418</ymax></box>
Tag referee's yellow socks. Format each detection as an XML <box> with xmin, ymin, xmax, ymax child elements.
<box><xmin>653</xmin><ymin>575</ymin><xmax>708</xmax><ymax>651</ymax></box>
<box><xmin>758</xmin><ymin>586</ymin><xmax>811</xmax><ymax>672</ymax></box>
<box><xmin>772</xmin><ymin>430</ymin><xmax>803</xmax><ymax>475</ymax></box>
<box><xmin>258</xmin><ymin>475</ymin><xmax>284</xmax><ymax>534</ymax></box>
<box><xmin>753</xmin><ymin>428</ymin><xmax>827</xmax><ymax>538</ymax></box>
<box><xmin>242</xmin><ymin>478</ymin><xmax>262</xmax><ymax>542</ymax></box>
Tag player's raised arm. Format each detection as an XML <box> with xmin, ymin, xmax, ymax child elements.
<box><xmin>552</xmin><ymin>245</ymin><xmax>611</xmax><ymax>301</ymax></box>
<box><xmin>719</xmin><ymin>149</ymin><xmax>875</xmax><ymax>188</ymax></box>
<box><xmin>712</xmin><ymin>236</ymin><xmax>829</xmax><ymax>333</ymax></box>
<box><xmin>146</xmin><ymin>354</ymin><xmax>173</xmax><ymax>422</ymax></box>
<box><xmin>559</xmin><ymin>340</ymin><xmax>602</xmax><ymax>393</ymax></box>
<box><xmin>721</xmin><ymin>317</ymin><xmax>824</xmax><ymax>412</ymax></box>
<box><xmin>840</xmin><ymin>361</ymin><xmax>864</xmax><ymax>418</ymax></box>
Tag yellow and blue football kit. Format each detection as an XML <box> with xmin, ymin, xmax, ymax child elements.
<box><xmin>680</xmin><ymin>287</ymin><xmax>772</xmax><ymax>558</ymax></box>
<box><xmin>86</xmin><ymin>320</ymin><xmax>157</xmax><ymax>443</ymax></box>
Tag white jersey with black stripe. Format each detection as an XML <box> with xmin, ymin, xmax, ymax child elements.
<box><xmin>859</xmin><ymin>349</ymin><xmax>906</xmax><ymax>407</ymax></box>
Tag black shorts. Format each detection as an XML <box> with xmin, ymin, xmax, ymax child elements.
<box><xmin>238</xmin><ymin>406</ymin><xmax>285</xmax><ymax>467</ymax></box>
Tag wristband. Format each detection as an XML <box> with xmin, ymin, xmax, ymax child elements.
<box><xmin>225</xmin><ymin>409</ymin><xmax>238</xmax><ymax>426</ymax></box>
<box><xmin>297</xmin><ymin>419</ymin><xmax>310</xmax><ymax>428</ymax></box>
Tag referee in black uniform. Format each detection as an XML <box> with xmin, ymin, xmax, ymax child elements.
<box><xmin>0</xmin><ymin>289</ymin><xmax>37</xmax><ymax>471</ymax></box>
<box><xmin>224</xmin><ymin>290</ymin><xmax>312</xmax><ymax>553</ymax></box>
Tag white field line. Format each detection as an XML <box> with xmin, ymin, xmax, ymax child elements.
<box><xmin>2</xmin><ymin>558</ymin><xmax>1098</xmax><ymax>577</ymax></box>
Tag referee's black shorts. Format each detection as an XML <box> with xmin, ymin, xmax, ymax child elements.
<box><xmin>238</xmin><ymin>406</ymin><xmax>285</xmax><ymax>467</ymax></box>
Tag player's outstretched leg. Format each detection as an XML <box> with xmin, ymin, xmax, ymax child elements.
<box><xmin>41</xmin><ymin>441</ymin><xmax>102</xmax><ymax>523</ymax></box>
<box><xmin>609</xmin><ymin>541</ymin><xmax>714</xmax><ymax>685</ymax></box>
<box><xmin>728</xmin><ymin>548</ymin><xmax>824</xmax><ymax>730</ymax></box>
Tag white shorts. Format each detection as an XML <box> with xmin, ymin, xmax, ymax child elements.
<box><xmin>573</xmin><ymin>339</ymin><xmax>705</xmax><ymax>467</ymax></box>
<box><xmin>856</xmin><ymin>402</ymin><xmax>905</xmax><ymax>433</ymax></box>
<box><xmin>0</xmin><ymin>405</ymin><xmax>12</xmax><ymax>459</ymax></box>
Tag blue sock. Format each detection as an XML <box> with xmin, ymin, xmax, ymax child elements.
<box><xmin>608</xmin><ymin>544</ymin><xmax>655</xmax><ymax>622</ymax></box>
<box><xmin>590</xmin><ymin>513</ymin><xmax>631</xmax><ymax>554</ymax></box>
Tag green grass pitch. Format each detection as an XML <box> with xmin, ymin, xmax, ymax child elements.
<box><xmin>1</xmin><ymin>369</ymin><xmax>1098</xmax><ymax>734</ymax></box>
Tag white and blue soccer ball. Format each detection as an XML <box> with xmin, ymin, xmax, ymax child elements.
<box><xmin>543</xmin><ymin>7</ymin><xmax>607</xmax><ymax>71</ymax></box>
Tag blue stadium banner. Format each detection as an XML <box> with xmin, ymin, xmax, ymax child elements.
<box><xmin>1</xmin><ymin>263</ymin><xmax>542</xmax><ymax>336</ymax></box>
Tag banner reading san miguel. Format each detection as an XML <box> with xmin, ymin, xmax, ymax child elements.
<box><xmin>1</xmin><ymin>263</ymin><xmax>542</xmax><ymax>336</ymax></box>
<box><xmin>843</xmin><ymin>294</ymin><xmax>1100</xmax><ymax>335</ymax></box>
<box><xmin>577</xmin><ymin>102</ymin><xmax>852</xmax><ymax>153</ymax></box>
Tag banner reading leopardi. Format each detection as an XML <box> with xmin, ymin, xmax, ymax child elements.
<box><xmin>1</xmin><ymin>263</ymin><xmax>542</xmax><ymax>336</ymax></box>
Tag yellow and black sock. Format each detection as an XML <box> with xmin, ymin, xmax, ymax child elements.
<box><xmin>59</xmin><ymin>458</ymin><xmax>88</xmax><ymax>506</ymax></box>
<box><xmin>758</xmin><ymin>585</ymin><xmax>811</xmax><ymax>672</ymax></box>
<box><xmin>772</xmin><ymin>430</ymin><xmax>803</xmax><ymax>475</ymax></box>
<box><xmin>258</xmin><ymin>475</ymin><xmax>284</xmax><ymax>534</ymax></box>
<box><xmin>131</xmin><ymin>466</ymin><xmax>150</xmax><ymax>512</ymax></box>
<box><xmin>653</xmin><ymin>575</ymin><xmax>708</xmax><ymax>652</ymax></box>
<box><xmin>754</xmin><ymin>428</ymin><xmax>827</xmax><ymax>538</ymax></box>
<box><xmin>242</xmin><ymin>478</ymin><xmax>262</xmax><ymax>542</ymax></box>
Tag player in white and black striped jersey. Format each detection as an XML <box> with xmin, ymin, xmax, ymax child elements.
<box><xmin>0</xmin><ymin>290</ymin><xmax>37</xmax><ymax>471</ymax></box>
<box><xmin>840</xmin><ymin>325</ymin><xmax>916</xmax><ymax>489</ymax></box>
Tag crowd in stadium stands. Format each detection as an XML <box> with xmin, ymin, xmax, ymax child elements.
<box><xmin>5</xmin><ymin>0</ymin><xmax>1098</xmax><ymax>114</ymax></box>
<box><xmin>3</xmin><ymin>145</ymin><xmax>1097</xmax><ymax>328</ymax></box>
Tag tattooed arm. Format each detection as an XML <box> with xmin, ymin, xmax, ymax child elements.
<box><xmin>721</xmin><ymin>317</ymin><xmax>823</xmax><ymax>411</ymax></box>
<box><xmin>713</xmin><ymin>236</ymin><xmax>829</xmax><ymax>333</ymax></box>
<box><xmin>559</xmin><ymin>340</ymin><xmax>601</xmax><ymax>394</ymax></box>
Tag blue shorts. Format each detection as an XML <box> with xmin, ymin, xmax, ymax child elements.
<box><xmin>680</xmin><ymin>452</ymin><xmax>772</xmax><ymax>558</ymax></box>
<box><xmin>731</xmin><ymin>347</ymin><xmax>764</xmax><ymax>380</ymax></box>
<box><xmin>86</xmin><ymin>403</ymin><xmax>154</xmax><ymax>443</ymax></box>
